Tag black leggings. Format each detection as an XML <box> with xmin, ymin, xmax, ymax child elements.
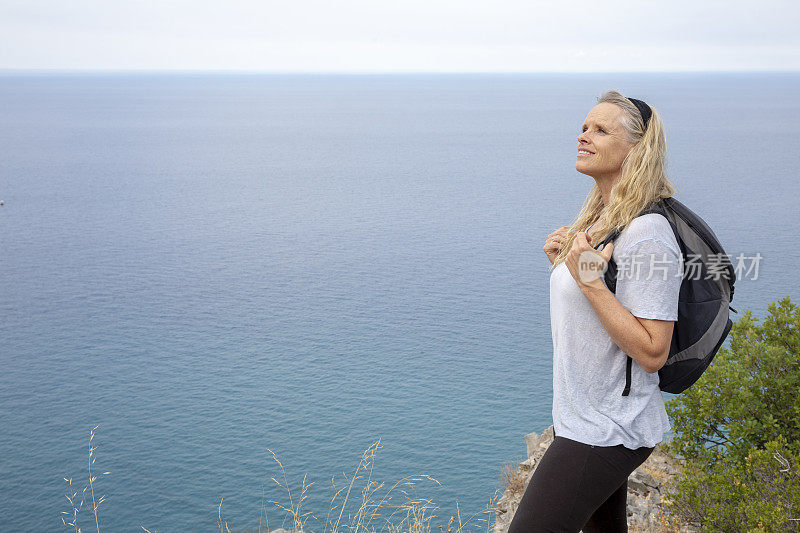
<box><xmin>507</xmin><ymin>430</ymin><xmax>654</xmax><ymax>533</ymax></box>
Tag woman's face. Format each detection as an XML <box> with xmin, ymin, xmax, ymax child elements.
<box><xmin>576</xmin><ymin>103</ymin><xmax>635</xmax><ymax>179</ymax></box>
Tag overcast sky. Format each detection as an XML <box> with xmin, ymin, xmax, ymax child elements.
<box><xmin>1</xmin><ymin>0</ymin><xmax>798</xmax><ymax>72</ymax></box>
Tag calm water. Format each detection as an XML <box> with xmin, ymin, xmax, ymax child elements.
<box><xmin>1</xmin><ymin>72</ymin><xmax>798</xmax><ymax>531</ymax></box>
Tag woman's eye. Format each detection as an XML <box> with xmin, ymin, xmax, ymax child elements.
<box><xmin>598</xmin><ymin>128</ymin><xmax>605</xmax><ymax>133</ymax></box>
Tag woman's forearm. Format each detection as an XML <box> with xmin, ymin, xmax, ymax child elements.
<box><xmin>579</xmin><ymin>281</ymin><xmax>661</xmax><ymax>373</ymax></box>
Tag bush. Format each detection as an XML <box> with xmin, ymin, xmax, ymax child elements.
<box><xmin>661</xmin><ymin>296</ymin><xmax>800</xmax><ymax>531</ymax></box>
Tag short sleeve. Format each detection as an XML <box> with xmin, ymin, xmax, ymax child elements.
<box><xmin>614</xmin><ymin>237</ymin><xmax>683</xmax><ymax>321</ymax></box>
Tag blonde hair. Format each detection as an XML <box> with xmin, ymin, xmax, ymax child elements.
<box><xmin>549</xmin><ymin>89</ymin><xmax>677</xmax><ymax>271</ymax></box>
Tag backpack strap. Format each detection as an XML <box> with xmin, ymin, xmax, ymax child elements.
<box><xmin>591</xmin><ymin>199</ymin><xmax>667</xmax><ymax>396</ymax></box>
<box><xmin>622</xmin><ymin>357</ymin><xmax>633</xmax><ymax>396</ymax></box>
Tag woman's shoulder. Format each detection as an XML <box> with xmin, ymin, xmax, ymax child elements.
<box><xmin>616</xmin><ymin>213</ymin><xmax>679</xmax><ymax>253</ymax></box>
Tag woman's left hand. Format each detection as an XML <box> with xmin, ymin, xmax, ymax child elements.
<box><xmin>565</xmin><ymin>231</ymin><xmax>614</xmax><ymax>291</ymax></box>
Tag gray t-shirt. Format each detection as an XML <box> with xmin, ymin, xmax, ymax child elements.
<box><xmin>549</xmin><ymin>213</ymin><xmax>683</xmax><ymax>449</ymax></box>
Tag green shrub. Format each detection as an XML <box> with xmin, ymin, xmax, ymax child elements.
<box><xmin>661</xmin><ymin>296</ymin><xmax>800</xmax><ymax>531</ymax></box>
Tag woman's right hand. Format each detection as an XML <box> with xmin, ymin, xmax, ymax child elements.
<box><xmin>543</xmin><ymin>225</ymin><xmax>569</xmax><ymax>265</ymax></box>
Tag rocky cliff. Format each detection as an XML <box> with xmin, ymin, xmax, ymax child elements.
<box><xmin>493</xmin><ymin>425</ymin><xmax>702</xmax><ymax>533</ymax></box>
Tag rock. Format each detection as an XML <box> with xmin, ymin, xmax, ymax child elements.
<box><xmin>494</xmin><ymin>425</ymin><xmax>701</xmax><ymax>533</ymax></box>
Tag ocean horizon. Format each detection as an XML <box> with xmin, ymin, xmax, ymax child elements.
<box><xmin>1</xmin><ymin>71</ymin><xmax>798</xmax><ymax>531</ymax></box>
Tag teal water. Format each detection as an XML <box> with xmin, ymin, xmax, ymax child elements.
<box><xmin>0</xmin><ymin>72</ymin><xmax>798</xmax><ymax>531</ymax></box>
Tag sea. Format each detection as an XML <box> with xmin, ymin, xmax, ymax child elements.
<box><xmin>1</xmin><ymin>71</ymin><xmax>798</xmax><ymax>531</ymax></box>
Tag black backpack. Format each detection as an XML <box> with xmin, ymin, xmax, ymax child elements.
<box><xmin>593</xmin><ymin>197</ymin><xmax>737</xmax><ymax>396</ymax></box>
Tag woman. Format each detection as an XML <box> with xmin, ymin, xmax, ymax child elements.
<box><xmin>508</xmin><ymin>90</ymin><xmax>684</xmax><ymax>532</ymax></box>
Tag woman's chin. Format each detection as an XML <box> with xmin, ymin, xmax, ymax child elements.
<box><xmin>575</xmin><ymin>162</ymin><xmax>592</xmax><ymax>175</ymax></box>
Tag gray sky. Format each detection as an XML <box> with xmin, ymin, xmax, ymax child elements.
<box><xmin>1</xmin><ymin>0</ymin><xmax>798</xmax><ymax>72</ymax></box>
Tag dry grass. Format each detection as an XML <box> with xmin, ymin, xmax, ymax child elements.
<box><xmin>60</xmin><ymin>426</ymin><xmax>502</xmax><ymax>533</ymax></box>
<box><xmin>497</xmin><ymin>462</ymin><xmax>526</xmax><ymax>500</ymax></box>
<box><xmin>60</xmin><ymin>425</ymin><xmax>110</xmax><ymax>532</ymax></box>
